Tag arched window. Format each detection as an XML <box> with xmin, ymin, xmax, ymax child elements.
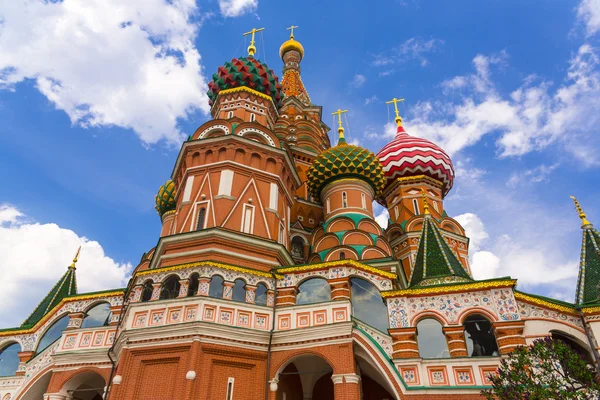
<box><xmin>160</xmin><ymin>276</ymin><xmax>181</xmax><ymax>300</ymax></box>
<box><xmin>339</xmin><ymin>251</ymin><xmax>346</xmax><ymax>260</ymax></box>
<box><xmin>232</xmin><ymin>279</ymin><xmax>246</xmax><ymax>302</ymax></box>
<box><xmin>296</xmin><ymin>278</ymin><xmax>330</xmax><ymax>305</ymax></box>
<box><xmin>416</xmin><ymin>318</ymin><xmax>449</xmax><ymax>359</ymax></box>
<box><xmin>361</xmin><ymin>193</ymin><xmax>366</xmax><ymax>209</ymax></box>
<box><xmin>412</xmin><ymin>198</ymin><xmax>420</xmax><ymax>215</ymax></box>
<box><xmin>342</xmin><ymin>192</ymin><xmax>348</xmax><ymax>208</ymax></box>
<box><xmin>228</xmin><ymin>111</ymin><xmax>233</xmax><ymax>119</ymax></box>
<box><xmin>141</xmin><ymin>280</ymin><xmax>154</xmax><ymax>302</ymax></box>
<box><xmin>552</xmin><ymin>331</ymin><xmax>594</xmax><ymax>365</ymax></box>
<box><xmin>37</xmin><ymin>315</ymin><xmax>70</xmax><ymax>353</ymax></box>
<box><xmin>209</xmin><ymin>275</ymin><xmax>224</xmax><ymax>298</ymax></box>
<box><xmin>197</xmin><ymin>207</ymin><xmax>206</xmax><ymax>230</ymax></box>
<box><xmin>464</xmin><ymin>314</ymin><xmax>498</xmax><ymax>357</ymax></box>
<box><xmin>326</xmin><ymin>198</ymin><xmax>331</xmax><ymax>213</ymax></box>
<box><xmin>350</xmin><ymin>278</ymin><xmax>388</xmax><ymax>332</ymax></box>
<box><xmin>291</xmin><ymin>236</ymin><xmax>305</xmax><ymax>260</ymax></box>
<box><xmin>0</xmin><ymin>343</ymin><xmax>21</xmax><ymax>377</ymax></box>
<box><xmin>255</xmin><ymin>283</ymin><xmax>268</xmax><ymax>306</ymax></box>
<box><xmin>188</xmin><ymin>274</ymin><xmax>199</xmax><ymax>297</ymax></box>
<box><xmin>81</xmin><ymin>303</ymin><xmax>111</xmax><ymax>329</ymax></box>
<box><xmin>250</xmin><ymin>113</ymin><xmax>256</xmax><ymax>122</ymax></box>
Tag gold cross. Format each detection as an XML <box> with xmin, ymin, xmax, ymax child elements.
<box><xmin>570</xmin><ymin>196</ymin><xmax>592</xmax><ymax>227</ymax></box>
<box><xmin>386</xmin><ymin>97</ymin><xmax>405</xmax><ymax>127</ymax></box>
<box><xmin>70</xmin><ymin>246</ymin><xmax>81</xmax><ymax>269</ymax></box>
<box><xmin>331</xmin><ymin>109</ymin><xmax>348</xmax><ymax>141</ymax></box>
<box><xmin>286</xmin><ymin>25</ymin><xmax>299</xmax><ymax>39</ymax></box>
<box><xmin>243</xmin><ymin>27</ymin><xmax>265</xmax><ymax>57</ymax></box>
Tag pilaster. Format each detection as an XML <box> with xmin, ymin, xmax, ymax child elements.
<box><xmin>389</xmin><ymin>327</ymin><xmax>419</xmax><ymax>359</ymax></box>
<box><xmin>329</xmin><ymin>278</ymin><xmax>350</xmax><ymax>301</ymax></box>
<box><xmin>276</xmin><ymin>287</ymin><xmax>297</xmax><ymax>306</ymax></box>
<box><xmin>443</xmin><ymin>325</ymin><xmax>468</xmax><ymax>357</ymax></box>
<box><xmin>66</xmin><ymin>311</ymin><xmax>85</xmax><ymax>330</ymax></box>
<box><xmin>493</xmin><ymin>320</ymin><xmax>526</xmax><ymax>354</ymax></box>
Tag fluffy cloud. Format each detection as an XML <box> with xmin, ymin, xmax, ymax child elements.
<box><xmin>506</xmin><ymin>163</ymin><xmax>559</xmax><ymax>188</ymax></box>
<box><xmin>0</xmin><ymin>205</ymin><xmax>131</xmax><ymax>327</ymax></box>
<box><xmin>577</xmin><ymin>0</ymin><xmax>600</xmax><ymax>36</ymax></box>
<box><xmin>364</xmin><ymin>95</ymin><xmax>379</xmax><ymax>105</ymax></box>
<box><xmin>406</xmin><ymin>45</ymin><xmax>600</xmax><ymax>165</ymax></box>
<box><xmin>0</xmin><ymin>0</ymin><xmax>210</xmax><ymax>145</ymax></box>
<box><xmin>350</xmin><ymin>74</ymin><xmax>367</xmax><ymax>88</ymax></box>
<box><xmin>372</xmin><ymin>38</ymin><xmax>443</xmax><ymax>69</ymax></box>
<box><xmin>375</xmin><ymin>208</ymin><xmax>390</xmax><ymax>230</ymax></box>
<box><xmin>219</xmin><ymin>0</ymin><xmax>258</xmax><ymax>17</ymax></box>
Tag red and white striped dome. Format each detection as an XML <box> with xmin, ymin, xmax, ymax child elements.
<box><xmin>376</xmin><ymin>125</ymin><xmax>454</xmax><ymax>197</ymax></box>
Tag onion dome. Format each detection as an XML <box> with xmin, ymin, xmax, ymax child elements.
<box><xmin>376</xmin><ymin>120</ymin><xmax>454</xmax><ymax>197</ymax></box>
<box><xmin>155</xmin><ymin>180</ymin><xmax>176</xmax><ymax>216</ymax></box>
<box><xmin>307</xmin><ymin>119</ymin><xmax>385</xmax><ymax>199</ymax></box>
<box><xmin>280</xmin><ymin>37</ymin><xmax>304</xmax><ymax>60</ymax></box>
<box><xmin>207</xmin><ymin>57</ymin><xmax>282</xmax><ymax>108</ymax></box>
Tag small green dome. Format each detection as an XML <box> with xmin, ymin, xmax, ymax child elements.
<box><xmin>307</xmin><ymin>143</ymin><xmax>385</xmax><ymax>199</ymax></box>
<box><xmin>155</xmin><ymin>180</ymin><xmax>176</xmax><ymax>216</ymax></box>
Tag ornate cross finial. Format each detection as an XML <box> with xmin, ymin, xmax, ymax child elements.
<box><xmin>386</xmin><ymin>97</ymin><xmax>405</xmax><ymax>127</ymax></box>
<box><xmin>571</xmin><ymin>196</ymin><xmax>592</xmax><ymax>228</ymax></box>
<box><xmin>243</xmin><ymin>27</ymin><xmax>265</xmax><ymax>57</ymax></box>
<box><xmin>69</xmin><ymin>246</ymin><xmax>81</xmax><ymax>269</ymax></box>
<box><xmin>421</xmin><ymin>189</ymin><xmax>430</xmax><ymax>215</ymax></box>
<box><xmin>286</xmin><ymin>25</ymin><xmax>299</xmax><ymax>39</ymax></box>
<box><xmin>332</xmin><ymin>109</ymin><xmax>348</xmax><ymax>143</ymax></box>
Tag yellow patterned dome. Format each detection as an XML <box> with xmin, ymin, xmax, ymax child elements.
<box><xmin>279</xmin><ymin>38</ymin><xmax>304</xmax><ymax>60</ymax></box>
<box><xmin>155</xmin><ymin>180</ymin><xmax>176</xmax><ymax>216</ymax></box>
<box><xmin>307</xmin><ymin>142</ymin><xmax>385</xmax><ymax>199</ymax></box>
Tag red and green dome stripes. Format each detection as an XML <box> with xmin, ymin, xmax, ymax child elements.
<box><xmin>207</xmin><ymin>57</ymin><xmax>282</xmax><ymax>108</ymax></box>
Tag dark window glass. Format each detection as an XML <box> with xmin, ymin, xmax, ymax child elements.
<box><xmin>141</xmin><ymin>281</ymin><xmax>154</xmax><ymax>302</ymax></box>
<box><xmin>340</xmin><ymin>252</ymin><xmax>346</xmax><ymax>260</ymax></box>
<box><xmin>160</xmin><ymin>276</ymin><xmax>181</xmax><ymax>300</ymax></box>
<box><xmin>296</xmin><ymin>278</ymin><xmax>330</xmax><ymax>305</ymax></box>
<box><xmin>81</xmin><ymin>303</ymin><xmax>111</xmax><ymax>328</ymax></box>
<box><xmin>188</xmin><ymin>274</ymin><xmax>199</xmax><ymax>297</ymax></box>
<box><xmin>232</xmin><ymin>279</ymin><xmax>246</xmax><ymax>302</ymax></box>
<box><xmin>197</xmin><ymin>208</ymin><xmax>206</xmax><ymax>230</ymax></box>
<box><xmin>464</xmin><ymin>314</ymin><xmax>498</xmax><ymax>357</ymax></box>
<box><xmin>0</xmin><ymin>343</ymin><xmax>21</xmax><ymax>377</ymax></box>
<box><xmin>37</xmin><ymin>315</ymin><xmax>70</xmax><ymax>353</ymax></box>
<box><xmin>416</xmin><ymin>318</ymin><xmax>449</xmax><ymax>359</ymax></box>
<box><xmin>255</xmin><ymin>283</ymin><xmax>268</xmax><ymax>306</ymax></box>
<box><xmin>209</xmin><ymin>276</ymin><xmax>224</xmax><ymax>298</ymax></box>
<box><xmin>350</xmin><ymin>278</ymin><xmax>388</xmax><ymax>332</ymax></box>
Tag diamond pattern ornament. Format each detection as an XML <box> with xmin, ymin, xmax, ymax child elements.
<box><xmin>155</xmin><ymin>179</ymin><xmax>176</xmax><ymax>216</ymax></box>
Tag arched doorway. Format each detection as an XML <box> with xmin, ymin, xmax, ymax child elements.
<box><xmin>275</xmin><ymin>355</ymin><xmax>334</xmax><ymax>400</ymax></box>
<box><xmin>60</xmin><ymin>370</ymin><xmax>106</xmax><ymax>400</ymax></box>
<box><xmin>354</xmin><ymin>343</ymin><xmax>398</xmax><ymax>399</ymax></box>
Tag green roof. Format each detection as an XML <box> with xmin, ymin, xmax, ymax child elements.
<box><xmin>409</xmin><ymin>214</ymin><xmax>472</xmax><ymax>287</ymax></box>
<box><xmin>576</xmin><ymin>225</ymin><xmax>600</xmax><ymax>305</ymax></box>
<box><xmin>21</xmin><ymin>266</ymin><xmax>77</xmax><ymax>328</ymax></box>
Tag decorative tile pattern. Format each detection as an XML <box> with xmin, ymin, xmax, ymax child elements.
<box><xmin>184</xmin><ymin>306</ymin><xmax>197</xmax><ymax>321</ymax></box>
<box><xmin>297</xmin><ymin>313</ymin><xmax>310</xmax><ymax>327</ymax></box>
<box><xmin>453</xmin><ymin>367</ymin><xmax>474</xmax><ymax>385</ymax></box>
<box><xmin>237</xmin><ymin>311</ymin><xmax>250</xmax><ymax>327</ymax></box>
<box><xmin>106</xmin><ymin>330</ymin><xmax>116</xmax><ymax>345</ymax></box>
<box><xmin>333</xmin><ymin>308</ymin><xmax>348</xmax><ymax>322</ymax></box>
<box><xmin>80</xmin><ymin>333</ymin><xmax>92</xmax><ymax>347</ymax></box>
<box><xmin>223</xmin><ymin>283</ymin><xmax>234</xmax><ymax>300</ymax></box>
<box><xmin>198</xmin><ymin>279</ymin><xmax>210</xmax><ymax>296</ymax></box>
<box><xmin>133</xmin><ymin>312</ymin><xmax>148</xmax><ymax>328</ymax></box>
<box><xmin>313</xmin><ymin>310</ymin><xmax>327</xmax><ymax>325</ymax></box>
<box><xmin>203</xmin><ymin>306</ymin><xmax>216</xmax><ymax>322</ymax></box>
<box><xmin>149</xmin><ymin>310</ymin><xmax>165</xmax><ymax>326</ymax></box>
<box><xmin>150</xmin><ymin>285</ymin><xmax>161</xmax><ymax>301</ymax></box>
<box><xmin>245</xmin><ymin>287</ymin><xmax>256</xmax><ymax>303</ymax></box>
<box><xmin>178</xmin><ymin>281</ymin><xmax>189</xmax><ymax>298</ymax></box>
<box><xmin>404</xmin><ymin>291</ymin><xmax>495</xmax><ymax>325</ymax></box>
<box><xmin>220</xmin><ymin>309</ymin><xmax>233</xmax><ymax>324</ymax></box>
<box><xmin>428</xmin><ymin>367</ymin><xmax>448</xmax><ymax>385</ymax></box>
<box><xmin>387</xmin><ymin>297</ymin><xmax>409</xmax><ymax>328</ymax></box>
<box><xmin>92</xmin><ymin>332</ymin><xmax>105</xmax><ymax>347</ymax></box>
<box><xmin>255</xmin><ymin>314</ymin><xmax>268</xmax><ymax>330</ymax></box>
<box><xmin>63</xmin><ymin>334</ymin><xmax>77</xmax><ymax>349</ymax></box>
<box><xmin>167</xmin><ymin>308</ymin><xmax>181</xmax><ymax>324</ymax></box>
<box><xmin>278</xmin><ymin>315</ymin><xmax>291</xmax><ymax>330</ymax></box>
<box><xmin>518</xmin><ymin>301</ymin><xmax>583</xmax><ymax>328</ymax></box>
<box><xmin>267</xmin><ymin>292</ymin><xmax>275</xmax><ymax>307</ymax></box>
<box><xmin>400</xmin><ymin>367</ymin><xmax>419</xmax><ymax>385</ymax></box>
<box><xmin>492</xmin><ymin>289</ymin><xmax>519</xmax><ymax>321</ymax></box>
<box><xmin>480</xmin><ymin>366</ymin><xmax>498</xmax><ymax>385</ymax></box>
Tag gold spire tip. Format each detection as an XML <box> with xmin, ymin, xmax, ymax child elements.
<box><xmin>286</xmin><ymin>25</ymin><xmax>298</xmax><ymax>39</ymax></box>
<box><xmin>421</xmin><ymin>189</ymin><xmax>430</xmax><ymax>215</ymax></box>
<box><xmin>70</xmin><ymin>246</ymin><xmax>81</xmax><ymax>269</ymax></box>
<box><xmin>332</xmin><ymin>109</ymin><xmax>348</xmax><ymax>140</ymax></box>
<box><xmin>570</xmin><ymin>196</ymin><xmax>592</xmax><ymax>228</ymax></box>
<box><xmin>386</xmin><ymin>97</ymin><xmax>405</xmax><ymax>127</ymax></box>
<box><xmin>243</xmin><ymin>27</ymin><xmax>264</xmax><ymax>57</ymax></box>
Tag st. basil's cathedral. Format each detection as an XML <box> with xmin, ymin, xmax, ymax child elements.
<box><xmin>1</xmin><ymin>27</ymin><xmax>600</xmax><ymax>400</ymax></box>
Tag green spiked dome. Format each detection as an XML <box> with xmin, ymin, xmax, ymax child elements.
<box><xmin>307</xmin><ymin>138</ymin><xmax>385</xmax><ymax>200</ymax></box>
<box><xmin>207</xmin><ymin>56</ymin><xmax>283</xmax><ymax>108</ymax></box>
<box><xmin>155</xmin><ymin>180</ymin><xmax>176</xmax><ymax>216</ymax></box>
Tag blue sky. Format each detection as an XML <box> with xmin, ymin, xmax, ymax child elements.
<box><xmin>1</xmin><ymin>0</ymin><xmax>600</xmax><ymax>327</ymax></box>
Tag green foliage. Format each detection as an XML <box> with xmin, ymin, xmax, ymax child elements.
<box><xmin>482</xmin><ymin>338</ymin><xmax>600</xmax><ymax>400</ymax></box>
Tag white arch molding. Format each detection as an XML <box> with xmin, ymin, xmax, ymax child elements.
<box><xmin>197</xmin><ymin>125</ymin><xmax>230</xmax><ymax>139</ymax></box>
<box><xmin>237</xmin><ymin>128</ymin><xmax>276</xmax><ymax>147</ymax></box>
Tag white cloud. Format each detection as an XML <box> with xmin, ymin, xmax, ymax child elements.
<box><xmin>375</xmin><ymin>208</ymin><xmax>389</xmax><ymax>230</ymax></box>
<box><xmin>454</xmin><ymin>213</ymin><xmax>488</xmax><ymax>253</ymax></box>
<box><xmin>577</xmin><ymin>0</ymin><xmax>600</xmax><ymax>36</ymax></box>
<box><xmin>0</xmin><ymin>205</ymin><xmax>131</xmax><ymax>327</ymax></box>
<box><xmin>365</xmin><ymin>95</ymin><xmax>379</xmax><ymax>105</ymax></box>
<box><xmin>219</xmin><ymin>0</ymin><xmax>258</xmax><ymax>17</ymax></box>
<box><xmin>406</xmin><ymin>45</ymin><xmax>600</xmax><ymax>165</ymax></box>
<box><xmin>350</xmin><ymin>74</ymin><xmax>367</xmax><ymax>88</ymax></box>
<box><xmin>506</xmin><ymin>163</ymin><xmax>559</xmax><ymax>188</ymax></box>
<box><xmin>372</xmin><ymin>38</ymin><xmax>443</xmax><ymax>68</ymax></box>
<box><xmin>365</xmin><ymin>122</ymin><xmax>396</xmax><ymax>140</ymax></box>
<box><xmin>0</xmin><ymin>0</ymin><xmax>210</xmax><ymax>145</ymax></box>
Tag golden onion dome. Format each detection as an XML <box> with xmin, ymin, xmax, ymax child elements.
<box><xmin>155</xmin><ymin>180</ymin><xmax>177</xmax><ymax>216</ymax></box>
<box><xmin>279</xmin><ymin>38</ymin><xmax>304</xmax><ymax>60</ymax></box>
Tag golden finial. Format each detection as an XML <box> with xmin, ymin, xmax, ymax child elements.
<box><xmin>386</xmin><ymin>97</ymin><xmax>405</xmax><ymax>127</ymax></box>
<box><xmin>570</xmin><ymin>196</ymin><xmax>592</xmax><ymax>228</ymax></box>
<box><xmin>421</xmin><ymin>189</ymin><xmax>430</xmax><ymax>215</ymax></box>
<box><xmin>69</xmin><ymin>246</ymin><xmax>81</xmax><ymax>269</ymax></box>
<box><xmin>332</xmin><ymin>109</ymin><xmax>348</xmax><ymax>144</ymax></box>
<box><xmin>243</xmin><ymin>27</ymin><xmax>265</xmax><ymax>57</ymax></box>
<box><xmin>286</xmin><ymin>25</ymin><xmax>299</xmax><ymax>39</ymax></box>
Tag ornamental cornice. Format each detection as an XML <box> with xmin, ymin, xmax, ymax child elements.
<box><xmin>137</xmin><ymin>260</ymin><xmax>281</xmax><ymax>279</ymax></box>
<box><xmin>582</xmin><ymin>305</ymin><xmax>600</xmax><ymax>315</ymax></box>
<box><xmin>381</xmin><ymin>279</ymin><xmax>516</xmax><ymax>298</ymax></box>
<box><xmin>216</xmin><ymin>85</ymin><xmax>275</xmax><ymax>103</ymax></box>
<box><xmin>276</xmin><ymin>259</ymin><xmax>397</xmax><ymax>280</ymax></box>
<box><xmin>0</xmin><ymin>290</ymin><xmax>124</xmax><ymax>337</ymax></box>
<box><xmin>514</xmin><ymin>292</ymin><xmax>577</xmax><ymax>314</ymax></box>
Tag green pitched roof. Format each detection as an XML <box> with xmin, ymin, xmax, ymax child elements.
<box><xmin>409</xmin><ymin>215</ymin><xmax>472</xmax><ymax>287</ymax></box>
<box><xmin>576</xmin><ymin>224</ymin><xmax>600</xmax><ymax>305</ymax></box>
<box><xmin>21</xmin><ymin>265</ymin><xmax>77</xmax><ymax>328</ymax></box>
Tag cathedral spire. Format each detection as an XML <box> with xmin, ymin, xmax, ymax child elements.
<box><xmin>279</xmin><ymin>27</ymin><xmax>311</xmax><ymax>105</ymax></box>
<box><xmin>571</xmin><ymin>196</ymin><xmax>600</xmax><ymax>305</ymax></box>
<box><xmin>21</xmin><ymin>247</ymin><xmax>79</xmax><ymax>328</ymax></box>
<box><xmin>243</xmin><ymin>27</ymin><xmax>264</xmax><ymax>57</ymax></box>
<box><xmin>332</xmin><ymin>109</ymin><xmax>348</xmax><ymax>145</ymax></box>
